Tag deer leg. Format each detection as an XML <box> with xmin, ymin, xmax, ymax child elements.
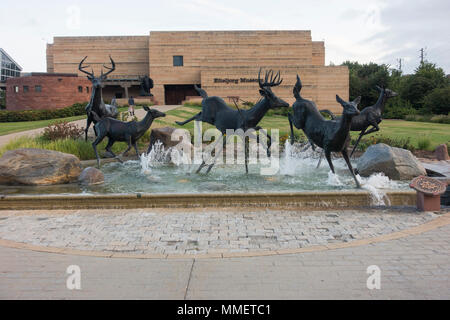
<box><xmin>324</xmin><ymin>150</ymin><xmax>335</xmax><ymax>174</ymax></box>
<box><xmin>85</xmin><ymin>117</ymin><xmax>92</xmax><ymax>142</ymax></box>
<box><xmin>92</xmin><ymin>134</ymin><xmax>106</xmax><ymax>168</ymax></box>
<box><xmin>350</xmin><ymin>128</ymin><xmax>368</xmax><ymax>158</ymax></box>
<box><xmin>342</xmin><ymin>149</ymin><xmax>361</xmax><ymax>188</ymax></box>
<box><xmin>176</xmin><ymin>112</ymin><xmax>202</xmax><ymax>126</ymax></box>
<box><xmin>133</xmin><ymin>141</ymin><xmax>140</xmax><ymax>158</ymax></box>
<box><xmin>363</xmin><ymin>123</ymin><xmax>380</xmax><ymax>136</ymax></box>
<box><xmin>316</xmin><ymin>151</ymin><xmax>324</xmax><ymax>169</ymax></box>
<box><xmin>288</xmin><ymin>113</ymin><xmax>296</xmax><ymax>144</ymax></box>
<box><xmin>258</xmin><ymin>129</ymin><xmax>272</xmax><ymax>157</ymax></box>
<box><xmin>104</xmin><ymin>138</ymin><xmax>118</xmax><ymax>158</ymax></box>
<box><xmin>196</xmin><ymin>161</ymin><xmax>207</xmax><ymax>174</ymax></box>
<box><xmin>245</xmin><ymin>136</ymin><xmax>249</xmax><ymax>174</ymax></box>
<box><xmin>121</xmin><ymin>136</ymin><xmax>133</xmax><ymax>157</ymax></box>
<box><xmin>205</xmin><ymin>134</ymin><xmax>226</xmax><ymax>174</ymax></box>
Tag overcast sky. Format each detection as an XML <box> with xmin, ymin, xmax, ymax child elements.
<box><xmin>1</xmin><ymin>0</ymin><xmax>449</xmax><ymax>74</ymax></box>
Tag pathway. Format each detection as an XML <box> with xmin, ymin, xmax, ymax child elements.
<box><xmin>0</xmin><ymin>209</ymin><xmax>449</xmax><ymax>299</ymax></box>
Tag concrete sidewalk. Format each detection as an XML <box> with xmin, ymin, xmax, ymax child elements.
<box><xmin>1</xmin><ymin>222</ymin><xmax>449</xmax><ymax>300</ymax></box>
<box><xmin>0</xmin><ymin>105</ymin><xmax>180</xmax><ymax>148</ymax></box>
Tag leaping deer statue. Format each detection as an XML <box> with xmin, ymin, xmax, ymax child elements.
<box><xmin>288</xmin><ymin>75</ymin><xmax>362</xmax><ymax>188</ymax></box>
<box><xmin>176</xmin><ymin>69</ymin><xmax>289</xmax><ymax>174</ymax></box>
<box><xmin>321</xmin><ymin>86</ymin><xmax>398</xmax><ymax>157</ymax></box>
<box><xmin>79</xmin><ymin>56</ymin><xmax>119</xmax><ymax>141</ymax></box>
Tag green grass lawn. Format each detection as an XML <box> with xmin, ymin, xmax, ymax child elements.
<box><xmin>0</xmin><ymin>106</ymin><xmax>141</xmax><ymax>136</ymax></box>
<box><xmin>0</xmin><ymin>115</ymin><xmax>86</xmax><ymax>136</ymax></box>
<box><xmin>1</xmin><ymin>104</ymin><xmax>448</xmax><ymax>160</ymax></box>
<box><xmin>374</xmin><ymin>120</ymin><xmax>450</xmax><ymax>150</ymax></box>
<box><xmin>155</xmin><ymin>105</ymin><xmax>450</xmax><ymax>150</ymax></box>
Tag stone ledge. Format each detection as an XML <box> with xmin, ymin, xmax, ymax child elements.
<box><xmin>0</xmin><ymin>190</ymin><xmax>416</xmax><ymax>211</ymax></box>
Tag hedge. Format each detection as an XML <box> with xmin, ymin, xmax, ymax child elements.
<box><xmin>0</xmin><ymin>102</ymin><xmax>88</xmax><ymax>122</ymax></box>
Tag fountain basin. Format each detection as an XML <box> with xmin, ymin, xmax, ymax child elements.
<box><xmin>0</xmin><ymin>190</ymin><xmax>416</xmax><ymax>211</ymax></box>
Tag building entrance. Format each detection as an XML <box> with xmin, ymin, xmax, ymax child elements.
<box><xmin>164</xmin><ymin>84</ymin><xmax>200</xmax><ymax>105</ymax></box>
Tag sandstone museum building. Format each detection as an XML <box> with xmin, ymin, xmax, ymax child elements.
<box><xmin>9</xmin><ymin>31</ymin><xmax>349</xmax><ymax>112</ymax></box>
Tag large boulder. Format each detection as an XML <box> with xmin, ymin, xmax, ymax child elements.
<box><xmin>0</xmin><ymin>148</ymin><xmax>82</xmax><ymax>186</ymax></box>
<box><xmin>78</xmin><ymin>167</ymin><xmax>104</xmax><ymax>186</ymax></box>
<box><xmin>434</xmin><ymin>144</ymin><xmax>449</xmax><ymax>161</ymax></box>
<box><xmin>357</xmin><ymin>143</ymin><xmax>426</xmax><ymax>180</ymax></box>
<box><xmin>149</xmin><ymin>127</ymin><xmax>182</xmax><ymax>151</ymax></box>
<box><xmin>148</xmin><ymin>127</ymin><xmax>193</xmax><ymax>154</ymax></box>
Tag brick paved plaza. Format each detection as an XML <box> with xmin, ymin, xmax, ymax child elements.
<box><xmin>0</xmin><ymin>207</ymin><xmax>449</xmax><ymax>299</ymax></box>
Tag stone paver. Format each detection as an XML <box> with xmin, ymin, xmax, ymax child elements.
<box><xmin>0</xmin><ymin>208</ymin><xmax>438</xmax><ymax>256</ymax></box>
<box><xmin>0</xmin><ymin>221</ymin><xmax>449</xmax><ymax>299</ymax></box>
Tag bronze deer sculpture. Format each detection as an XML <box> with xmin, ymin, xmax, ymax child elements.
<box><xmin>91</xmin><ymin>106</ymin><xmax>166</xmax><ymax>168</ymax></box>
<box><xmin>79</xmin><ymin>56</ymin><xmax>119</xmax><ymax>141</ymax></box>
<box><xmin>288</xmin><ymin>75</ymin><xmax>362</xmax><ymax>188</ymax></box>
<box><xmin>320</xmin><ymin>86</ymin><xmax>398</xmax><ymax>157</ymax></box>
<box><xmin>176</xmin><ymin>69</ymin><xmax>289</xmax><ymax>174</ymax></box>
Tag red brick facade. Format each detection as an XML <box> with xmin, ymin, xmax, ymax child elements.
<box><xmin>5</xmin><ymin>73</ymin><xmax>91</xmax><ymax>111</ymax></box>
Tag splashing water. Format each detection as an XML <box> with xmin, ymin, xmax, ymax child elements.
<box><xmin>280</xmin><ymin>141</ymin><xmax>403</xmax><ymax>205</ymax></box>
<box><xmin>360</xmin><ymin>173</ymin><xmax>402</xmax><ymax>206</ymax></box>
<box><xmin>140</xmin><ymin>141</ymin><xmax>191</xmax><ymax>175</ymax></box>
<box><xmin>327</xmin><ymin>172</ymin><xmax>344</xmax><ymax>186</ymax></box>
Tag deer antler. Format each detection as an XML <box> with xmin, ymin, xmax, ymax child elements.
<box><xmin>101</xmin><ymin>56</ymin><xmax>116</xmax><ymax>79</ymax></box>
<box><xmin>78</xmin><ymin>56</ymin><xmax>95</xmax><ymax>79</ymax></box>
<box><xmin>259</xmin><ymin>69</ymin><xmax>283</xmax><ymax>88</ymax></box>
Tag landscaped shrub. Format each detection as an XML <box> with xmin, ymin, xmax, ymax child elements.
<box><xmin>42</xmin><ymin>121</ymin><xmax>84</xmax><ymax>141</ymax></box>
<box><xmin>383</xmin><ymin>102</ymin><xmax>417</xmax><ymax>119</ymax></box>
<box><xmin>118</xmin><ymin>111</ymin><xmax>138</xmax><ymax>122</ymax></box>
<box><xmin>0</xmin><ymin>135</ymin><xmax>129</xmax><ymax>161</ymax></box>
<box><xmin>417</xmin><ymin>137</ymin><xmax>432</xmax><ymax>151</ymax></box>
<box><xmin>0</xmin><ymin>102</ymin><xmax>87</xmax><ymax>122</ymax></box>
<box><xmin>266</xmin><ymin>107</ymin><xmax>291</xmax><ymax>117</ymax></box>
<box><xmin>404</xmin><ymin>113</ymin><xmax>450</xmax><ymax>124</ymax></box>
<box><xmin>353</xmin><ymin>135</ymin><xmax>415</xmax><ymax>152</ymax></box>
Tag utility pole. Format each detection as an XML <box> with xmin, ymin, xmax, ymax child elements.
<box><xmin>397</xmin><ymin>58</ymin><xmax>402</xmax><ymax>72</ymax></box>
<box><xmin>419</xmin><ymin>47</ymin><xmax>427</xmax><ymax>65</ymax></box>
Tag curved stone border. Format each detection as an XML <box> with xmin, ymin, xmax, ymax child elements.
<box><xmin>0</xmin><ymin>212</ymin><xmax>448</xmax><ymax>259</ymax></box>
<box><xmin>0</xmin><ymin>190</ymin><xmax>416</xmax><ymax>211</ymax></box>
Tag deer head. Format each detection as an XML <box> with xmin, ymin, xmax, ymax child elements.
<box><xmin>336</xmin><ymin>95</ymin><xmax>361</xmax><ymax>117</ymax></box>
<box><xmin>143</xmin><ymin>106</ymin><xmax>166</xmax><ymax>119</ymax></box>
<box><xmin>375</xmin><ymin>85</ymin><xmax>398</xmax><ymax>98</ymax></box>
<box><xmin>258</xmin><ymin>69</ymin><xmax>289</xmax><ymax>108</ymax></box>
<box><xmin>79</xmin><ymin>56</ymin><xmax>116</xmax><ymax>89</ymax></box>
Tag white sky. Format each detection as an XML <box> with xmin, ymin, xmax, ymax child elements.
<box><xmin>1</xmin><ymin>0</ymin><xmax>449</xmax><ymax>74</ymax></box>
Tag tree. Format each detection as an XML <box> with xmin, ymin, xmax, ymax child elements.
<box><xmin>342</xmin><ymin>61</ymin><xmax>390</xmax><ymax>109</ymax></box>
<box><xmin>400</xmin><ymin>75</ymin><xmax>436</xmax><ymax>109</ymax></box>
<box><xmin>422</xmin><ymin>87</ymin><xmax>450</xmax><ymax>115</ymax></box>
<box><xmin>414</xmin><ymin>62</ymin><xmax>448</xmax><ymax>89</ymax></box>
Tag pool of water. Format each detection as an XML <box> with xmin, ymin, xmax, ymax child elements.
<box><xmin>0</xmin><ymin>142</ymin><xmax>409</xmax><ymax>205</ymax></box>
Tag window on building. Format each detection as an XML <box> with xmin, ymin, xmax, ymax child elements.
<box><xmin>35</xmin><ymin>85</ymin><xmax>42</xmax><ymax>93</ymax></box>
<box><xmin>78</xmin><ymin>86</ymin><xmax>83</xmax><ymax>93</ymax></box>
<box><xmin>14</xmin><ymin>86</ymin><xmax>19</xmax><ymax>93</ymax></box>
<box><xmin>23</xmin><ymin>86</ymin><xmax>29</xmax><ymax>93</ymax></box>
<box><xmin>86</xmin><ymin>87</ymin><xmax>89</xmax><ymax>93</ymax></box>
<box><xmin>173</xmin><ymin>56</ymin><xmax>184</xmax><ymax>67</ymax></box>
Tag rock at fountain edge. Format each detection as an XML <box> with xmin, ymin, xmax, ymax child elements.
<box><xmin>0</xmin><ymin>148</ymin><xmax>82</xmax><ymax>186</ymax></box>
<box><xmin>78</xmin><ymin>167</ymin><xmax>105</xmax><ymax>186</ymax></box>
<box><xmin>357</xmin><ymin>143</ymin><xmax>427</xmax><ymax>181</ymax></box>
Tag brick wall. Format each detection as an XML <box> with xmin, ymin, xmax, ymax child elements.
<box><xmin>47</xmin><ymin>36</ymin><xmax>149</xmax><ymax>77</ymax></box>
<box><xmin>201</xmin><ymin>66</ymin><xmax>349</xmax><ymax>113</ymax></box>
<box><xmin>6</xmin><ymin>75</ymin><xmax>90</xmax><ymax>111</ymax></box>
<box><xmin>44</xmin><ymin>31</ymin><xmax>349</xmax><ymax>111</ymax></box>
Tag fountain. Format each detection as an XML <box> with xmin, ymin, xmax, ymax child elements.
<box><xmin>0</xmin><ymin>71</ymin><xmax>418</xmax><ymax>211</ymax></box>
